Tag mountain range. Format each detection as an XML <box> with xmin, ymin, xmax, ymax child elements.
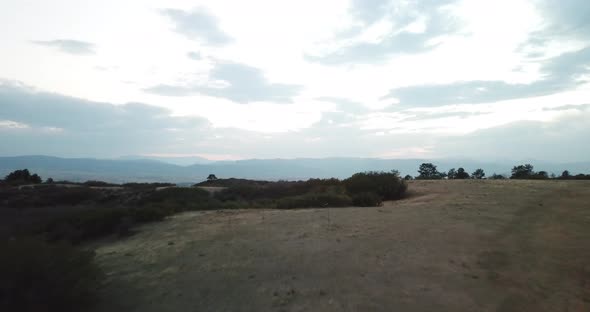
<box><xmin>0</xmin><ymin>155</ymin><xmax>588</xmax><ymax>183</ymax></box>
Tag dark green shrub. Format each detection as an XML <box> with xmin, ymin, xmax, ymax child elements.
<box><xmin>344</xmin><ymin>171</ymin><xmax>407</xmax><ymax>200</ymax></box>
<box><xmin>276</xmin><ymin>193</ymin><xmax>352</xmax><ymax>209</ymax></box>
<box><xmin>131</xmin><ymin>205</ymin><xmax>171</xmax><ymax>222</ymax></box>
<box><xmin>0</xmin><ymin>238</ymin><xmax>103</xmax><ymax>312</ymax></box>
<box><xmin>351</xmin><ymin>192</ymin><xmax>382</xmax><ymax>207</ymax></box>
<box><xmin>4</xmin><ymin>169</ymin><xmax>42</xmax><ymax>185</ymax></box>
<box><xmin>44</xmin><ymin>207</ymin><xmax>130</xmax><ymax>243</ymax></box>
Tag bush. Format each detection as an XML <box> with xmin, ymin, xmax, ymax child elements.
<box><xmin>276</xmin><ymin>193</ymin><xmax>352</xmax><ymax>209</ymax></box>
<box><xmin>0</xmin><ymin>238</ymin><xmax>103</xmax><ymax>312</ymax></box>
<box><xmin>489</xmin><ymin>173</ymin><xmax>506</xmax><ymax>180</ymax></box>
<box><xmin>44</xmin><ymin>207</ymin><xmax>131</xmax><ymax>243</ymax></box>
<box><xmin>344</xmin><ymin>171</ymin><xmax>407</xmax><ymax>200</ymax></box>
<box><xmin>351</xmin><ymin>192</ymin><xmax>382</xmax><ymax>207</ymax></box>
<box><xmin>4</xmin><ymin>169</ymin><xmax>42</xmax><ymax>186</ymax></box>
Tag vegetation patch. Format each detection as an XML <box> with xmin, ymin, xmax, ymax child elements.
<box><xmin>0</xmin><ymin>237</ymin><xmax>103</xmax><ymax>312</ymax></box>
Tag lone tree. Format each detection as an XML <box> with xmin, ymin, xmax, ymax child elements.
<box><xmin>447</xmin><ymin>168</ymin><xmax>457</xmax><ymax>179</ymax></box>
<box><xmin>206</xmin><ymin>174</ymin><xmax>218</xmax><ymax>182</ymax></box>
<box><xmin>455</xmin><ymin>167</ymin><xmax>470</xmax><ymax>179</ymax></box>
<box><xmin>561</xmin><ymin>170</ymin><xmax>571</xmax><ymax>179</ymax></box>
<box><xmin>4</xmin><ymin>169</ymin><xmax>42</xmax><ymax>185</ymax></box>
<box><xmin>510</xmin><ymin>164</ymin><xmax>535</xmax><ymax>179</ymax></box>
<box><xmin>471</xmin><ymin>168</ymin><xmax>485</xmax><ymax>179</ymax></box>
<box><xmin>417</xmin><ymin>163</ymin><xmax>443</xmax><ymax>180</ymax></box>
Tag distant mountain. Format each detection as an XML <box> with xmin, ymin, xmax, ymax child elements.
<box><xmin>118</xmin><ymin>155</ymin><xmax>214</xmax><ymax>166</ymax></box>
<box><xmin>0</xmin><ymin>155</ymin><xmax>588</xmax><ymax>183</ymax></box>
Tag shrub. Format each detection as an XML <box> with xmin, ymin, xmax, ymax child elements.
<box><xmin>344</xmin><ymin>171</ymin><xmax>407</xmax><ymax>200</ymax></box>
<box><xmin>489</xmin><ymin>173</ymin><xmax>506</xmax><ymax>180</ymax></box>
<box><xmin>351</xmin><ymin>192</ymin><xmax>382</xmax><ymax>207</ymax></box>
<box><xmin>44</xmin><ymin>207</ymin><xmax>130</xmax><ymax>243</ymax></box>
<box><xmin>276</xmin><ymin>193</ymin><xmax>352</xmax><ymax>209</ymax></box>
<box><xmin>0</xmin><ymin>238</ymin><xmax>103</xmax><ymax>312</ymax></box>
<box><xmin>4</xmin><ymin>169</ymin><xmax>42</xmax><ymax>185</ymax></box>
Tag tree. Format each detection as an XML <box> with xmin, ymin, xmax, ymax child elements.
<box><xmin>4</xmin><ymin>169</ymin><xmax>42</xmax><ymax>185</ymax></box>
<box><xmin>447</xmin><ymin>168</ymin><xmax>457</xmax><ymax>179</ymax></box>
<box><xmin>417</xmin><ymin>163</ymin><xmax>443</xmax><ymax>180</ymax></box>
<box><xmin>46</xmin><ymin>177</ymin><xmax>54</xmax><ymax>184</ymax></box>
<box><xmin>455</xmin><ymin>168</ymin><xmax>470</xmax><ymax>179</ymax></box>
<box><xmin>403</xmin><ymin>175</ymin><xmax>414</xmax><ymax>180</ymax></box>
<box><xmin>561</xmin><ymin>170</ymin><xmax>571</xmax><ymax>179</ymax></box>
<box><xmin>510</xmin><ymin>164</ymin><xmax>535</xmax><ymax>179</ymax></box>
<box><xmin>471</xmin><ymin>168</ymin><xmax>485</xmax><ymax>179</ymax></box>
<box><xmin>206</xmin><ymin>174</ymin><xmax>218</xmax><ymax>182</ymax></box>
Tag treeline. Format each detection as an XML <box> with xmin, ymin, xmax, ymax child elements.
<box><xmin>403</xmin><ymin>163</ymin><xmax>590</xmax><ymax>180</ymax></box>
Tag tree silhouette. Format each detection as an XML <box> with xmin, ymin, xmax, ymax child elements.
<box><xmin>510</xmin><ymin>164</ymin><xmax>535</xmax><ymax>179</ymax></box>
<box><xmin>206</xmin><ymin>174</ymin><xmax>218</xmax><ymax>181</ymax></box>
<box><xmin>417</xmin><ymin>163</ymin><xmax>443</xmax><ymax>180</ymax></box>
<box><xmin>4</xmin><ymin>169</ymin><xmax>42</xmax><ymax>185</ymax></box>
<box><xmin>455</xmin><ymin>168</ymin><xmax>470</xmax><ymax>179</ymax></box>
<box><xmin>471</xmin><ymin>168</ymin><xmax>485</xmax><ymax>179</ymax></box>
<box><xmin>447</xmin><ymin>168</ymin><xmax>457</xmax><ymax>179</ymax></box>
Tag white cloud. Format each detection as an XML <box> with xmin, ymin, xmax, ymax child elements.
<box><xmin>0</xmin><ymin>0</ymin><xmax>589</xmax><ymax>161</ymax></box>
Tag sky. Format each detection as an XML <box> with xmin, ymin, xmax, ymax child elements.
<box><xmin>0</xmin><ymin>0</ymin><xmax>589</xmax><ymax>161</ymax></box>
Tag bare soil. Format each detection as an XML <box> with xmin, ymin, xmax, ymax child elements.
<box><xmin>93</xmin><ymin>180</ymin><xmax>590</xmax><ymax>311</ymax></box>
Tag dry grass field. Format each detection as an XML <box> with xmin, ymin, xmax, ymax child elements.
<box><xmin>92</xmin><ymin>180</ymin><xmax>590</xmax><ymax>312</ymax></box>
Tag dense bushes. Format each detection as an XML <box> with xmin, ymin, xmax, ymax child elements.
<box><xmin>351</xmin><ymin>192</ymin><xmax>382</xmax><ymax>207</ymax></box>
<box><xmin>3</xmin><ymin>169</ymin><xmax>42</xmax><ymax>186</ymax></box>
<box><xmin>0</xmin><ymin>238</ymin><xmax>103</xmax><ymax>312</ymax></box>
<box><xmin>344</xmin><ymin>171</ymin><xmax>407</xmax><ymax>200</ymax></box>
<box><xmin>0</xmin><ymin>186</ymin><xmax>109</xmax><ymax>209</ymax></box>
<box><xmin>276</xmin><ymin>192</ymin><xmax>352</xmax><ymax>209</ymax></box>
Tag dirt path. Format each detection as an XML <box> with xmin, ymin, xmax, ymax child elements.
<box><xmin>93</xmin><ymin>180</ymin><xmax>590</xmax><ymax>311</ymax></box>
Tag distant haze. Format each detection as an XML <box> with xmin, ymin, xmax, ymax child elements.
<box><xmin>1</xmin><ymin>155</ymin><xmax>588</xmax><ymax>183</ymax></box>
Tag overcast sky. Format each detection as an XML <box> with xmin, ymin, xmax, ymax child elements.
<box><xmin>1</xmin><ymin>0</ymin><xmax>589</xmax><ymax>161</ymax></box>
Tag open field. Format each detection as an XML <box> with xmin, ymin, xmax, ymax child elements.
<box><xmin>93</xmin><ymin>180</ymin><xmax>590</xmax><ymax>312</ymax></box>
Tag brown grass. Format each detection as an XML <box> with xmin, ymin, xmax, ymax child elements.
<box><xmin>92</xmin><ymin>180</ymin><xmax>590</xmax><ymax>312</ymax></box>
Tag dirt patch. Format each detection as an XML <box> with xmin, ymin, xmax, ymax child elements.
<box><xmin>92</xmin><ymin>180</ymin><xmax>590</xmax><ymax>312</ymax></box>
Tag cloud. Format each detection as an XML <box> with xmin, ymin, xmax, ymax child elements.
<box><xmin>161</xmin><ymin>8</ymin><xmax>232</xmax><ymax>45</ymax></box>
<box><xmin>0</xmin><ymin>81</ymin><xmax>209</xmax><ymax>157</ymax></box>
<box><xmin>533</xmin><ymin>0</ymin><xmax>590</xmax><ymax>41</ymax></box>
<box><xmin>31</xmin><ymin>39</ymin><xmax>95</xmax><ymax>55</ymax></box>
<box><xmin>541</xmin><ymin>103</ymin><xmax>590</xmax><ymax>111</ymax></box>
<box><xmin>383</xmin><ymin>47</ymin><xmax>590</xmax><ymax>107</ymax></box>
<box><xmin>437</xmin><ymin>112</ymin><xmax>590</xmax><ymax>162</ymax></box>
<box><xmin>305</xmin><ymin>0</ymin><xmax>458</xmax><ymax>65</ymax></box>
<box><xmin>315</xmin><ymin>97</ymin><xmax>368</xmax><ymax>114</ymax></box>
<box><xmin>400</xmin><ymin>110</ymin><xmax>487</xmax><ymax>122</ymax></box>
<box><xmin>187</xmin><ymin>51</ymin><xmax>201</xmax><ymax>60</ymax></box>
<box><xmin>144</xmin><ymin>61</ymin><xmax>302</xmax><ymax>103</ymax></box>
